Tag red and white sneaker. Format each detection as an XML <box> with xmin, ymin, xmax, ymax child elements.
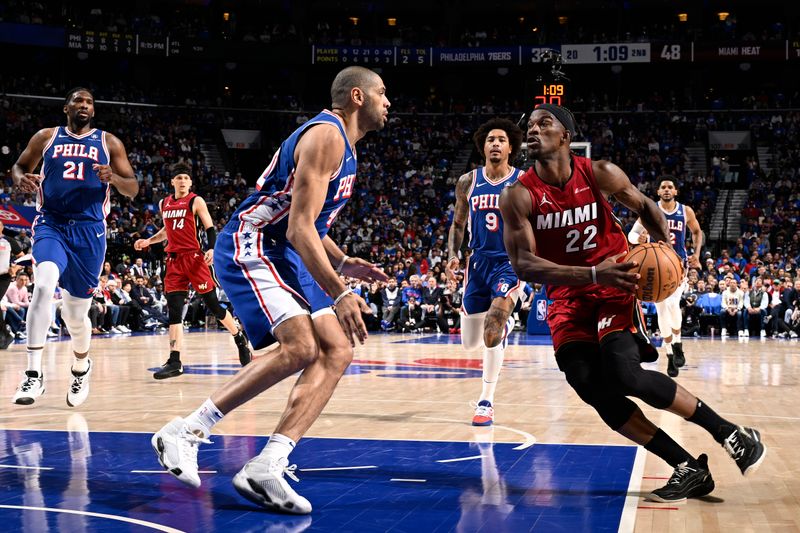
<box><xmin>472</xmin><ymin>400</ymin><xmax>494</xmax><ymax>426</ymax></box>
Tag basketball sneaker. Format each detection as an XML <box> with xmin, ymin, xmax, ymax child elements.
<box><xmin>153</xmin><ymin>359</ymin><xmax>184</xmax><ymax>380</ymax></box>
<box><xmin>472</xmin><ymin>400</ymin><xmax>494</xmax><ymax>426</ymax></box>
<box><xmin>67</xmin><ymin>358</ymin><xmax>93</xmax><ymax>407</ymax></box>
<box><xmin>232</xmin><ymin>455</ymin><xmax>312</xmax><ymax>514</ymax></box>
<box><xmin>722</xmin><ymin>426</ymin><xmax>766</xmax><ymax>476</ymax></box>
<box><xmin>667</xmin><ymin>355</ymin><xmax>679</xmax><ymax>378</ymax></box>
<box><xmin>151</xmin><ymin>416</ymin><xmax>210</xmax><ymax>488</ymax></box>
<box><xmin>12</xmin><ymin>371</ymin><xmax>45</xmax><ymax>405</ymax></box>
<box><xmin>672</xmin><ymin>342</ymin><xmax>686</xmax><ymax>367</ymax></box>
<box><xmin>234</xmin><ymin>330</ymin><xmax>252</xmax><ymax>366</ymax></box>
<box><xmin>648</xmin><ymin>454</ymin><xmax>714</xmax><ymax>503</ymax></box>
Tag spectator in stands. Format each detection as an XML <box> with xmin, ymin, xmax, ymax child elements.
<box><xmin>720</xmin><ymin>277</ymin><xmax>745</xmax><ymax>338</ymax></box>
<box><xmin>399</xmin><ymin>295</ymin><xmax>424</xmax><ymax>332</ymax></box>
<box><xmin>381</xmin><ymin>278</ymin><xmax>402</xmax><ymax>331</ymax></box>
<box><xmin>421</xmin><ymin>277</ymin><xmax>443</xmax><ymax>330</ymax></box>
<box><xmin>3</xmin><ymin>273</ymin><xmax>30</xmax><ymax>338</ymax></box>
<box><xmin>438</xmin><ymin>279</ymin><xmax>462</xmax><ymax>334</ymax></box>
<box><xmin>106</xmin><ymin>278</ymin><xmax>131</xmax><ymax>333</ymax></box>
<box><xmin>742</xmin><ymin>277</ymin><xmax>769</xmax><ymax>338</ymax></box>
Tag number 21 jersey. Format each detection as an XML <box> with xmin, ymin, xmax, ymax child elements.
<box><xmin>40</xmin><ymin>126</ymin><xmax>110</xmax><ymax>222</ymax></box>
<box><xmin>517</xmin><ymin>155</ymin><xmax>628</xmax><ymax>300</ymax></box>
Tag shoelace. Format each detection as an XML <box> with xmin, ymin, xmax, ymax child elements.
<box><xmin>474</xmin><ymin>405</ymin><xmax>493</xmax><ymax>417</ymax></box>
<box><xmin>263</xmin><ymin>458</ymin><xmax>301</xmax><ymax>483</ymax></box>
<box><xmin>70</xmin><ymin>375</ymin><xmax>86</xmax><ymax>394</ymax></box>
<box><xmin>179</xmin><ymin>427</ymin><xmax>212</xmax><ymax>461</ymax></box>
<box><xmin>668</xmin><ymin>462</ymin><xmax>697</xmax><ymax>485</ymax></box>
<box><xmin>723</xmin><ymin>430</ymin><xmax>745</xmax><ymax>460</ymax></box>
<box><xmin>19</xmin><ymin>377</ymin><xmax>38</xmax><ymax>392</ymax></box>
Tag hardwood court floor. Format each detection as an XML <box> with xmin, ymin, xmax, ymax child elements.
<box><xmin>0</xmin><ymin>330</ymin><xmax>798</xmax><ymax>532</ymax></box>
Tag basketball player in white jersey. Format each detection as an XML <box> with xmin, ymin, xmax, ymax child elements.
<box><xmin>628</xmin><ymin>177</ymin><xmax>703</xmax><ymax>377</ymax></box>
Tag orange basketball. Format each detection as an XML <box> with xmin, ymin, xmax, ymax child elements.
<box><xmin>623</xmin><ymin>242</ymin><xmax>684</xmax><ymax>303</ymax></box>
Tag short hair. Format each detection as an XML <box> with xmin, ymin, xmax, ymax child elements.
<box><xmin>171</xmin><ymin>163</ymin><xmax>192</xmax><ymax>177</ymax></box>
<box><xmin>658</xmin><ymin>176</ymin><xmax>677</xmax><ymax>189</ymax></box>
<box><xmin>330</xmin><ymin>67</ymin><xmax>379</xmax><ymax>109</ymax></box>
<box><xmin>65</xmin><ymin>86</ymin><xmax>93</xmax><ymax>105</ymax></box>
<box><xmin>473</xmin><ymin>118</ymin><xmax>524</xmax><ymax>161</ymax></box>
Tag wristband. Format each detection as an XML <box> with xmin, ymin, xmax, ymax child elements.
<box><xmin>205</xmin><ymin>226</ymin><xmax>217</xmax><ymax>249</ymax></box>
<box><xmin>334</xmin><ymin>288</ymin><xmax>353</xmax><ymax>305</ymax></box>
<box><xmin>335</xmin><ymin>255</ymin><xmax>349</xmax><ymax>274</ymax></box>
<box><xmin>591</xmin><ymin>265</ymin><xmax>597</xmax><ymax>284</ymax></box>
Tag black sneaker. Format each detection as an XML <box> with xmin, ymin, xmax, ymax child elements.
<box><xmin>0</xmin><ymin>330</ymin><xmax>14</xmax><ymax>350</ymax></box>
<box><xmin>673</xmin><ymin>342</ymin><xmax>686</xmax><ymax>367</ymax></box>
<box><xmin>723</xmin><ymin>426</ymin><xmax>766</xmax><ymax>476</ymax></box>
<box><xmin>667</xmin><ymin>355</ymin><xmax>679</xmax><ymax>377</ymax></box>
<box><xmin>153</xmin><ymin>359</ymin><xmax>184</xmax><ymax>380</ymax></box>
<box><xmin>648</xmin><ymin>454</ymin><xmax>715</xmax><ymax>503</ymax></box>
<box><xmin>234</xmin><ymin>330</ymin><xmax>252</xmax><ymax>366</ymax></box>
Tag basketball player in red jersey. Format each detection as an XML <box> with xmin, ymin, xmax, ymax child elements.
<box><xmin>134</xmin><ymin>164</ymin><xmax>251</xmax><ymax>379</ymax></box>
<box><xmin>499</xmin><ymin>104</ymin><xmax>765</xmax><ymax>503</ymax></box>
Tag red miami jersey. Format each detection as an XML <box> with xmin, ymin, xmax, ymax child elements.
<box><xmin>161</xmin><ymin>192</ymin><xmax>203</xmax><ymax>253</ymax></box>
<box><xmin>517</xmin><ymin>155</ymin><xmax>629</xmax><ymax>300</ymax></box>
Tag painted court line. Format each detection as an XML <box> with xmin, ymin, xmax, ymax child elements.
<box><xmin>390</xmin><ymin>478</ymin><xmax>427</xmax><ymax>483</ymax></box>
<box><xmin>0</xmin><ymin>504</ymin><xmax>185</xmax><ymax>533</ymax></box>
<box><xmin>436</xmin><ymin>455</ymin><xmax>485</xmax><ymax>463</ymax></box>
<box><xmin>131</xmin><ymin>470</ymin><xmax>217</xmax><ymax>474</ymax></box>
<box><xmin>0</xmin><ymin>464</ymin><xmax>53</xmax><ymax>471</ymax></box>
<box><xmin>299</xmin><ymin>465</ymin><xmax>377</xmax><ymax>472</ymax></box>
<box><xmin>618</xmin><ymin>446</ymin><xmax>647</xmax><ymax>533</ymax></box>
<box><xmin>412</xmin><ymin>415</ymin><xmax>537</xmax><ymax>450</ymax></box>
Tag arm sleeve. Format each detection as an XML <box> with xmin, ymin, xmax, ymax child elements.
<box><xmin>627</xmin><ymin>220</ymin><xmax>647</xmax><ymax>245</ymax></box>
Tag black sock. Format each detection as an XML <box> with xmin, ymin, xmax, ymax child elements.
<box><xmin>644</xmin><ymin>428</ymin><xmax>696</xmax><ymax>468</ymax></box>
<box><xmin>169</xmin><ymin>350</ymin><xmax>181</xmax><ymax>362</ymax></box>
<box><xmin>686</xmin><ymin>399</ymin><xmax>736</xmax><ymax>443</ymax></box>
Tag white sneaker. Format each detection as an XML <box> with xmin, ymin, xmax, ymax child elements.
<box><xmin>761</xmin><ymin>329</ymin><xmax>767</xmax><ymax>339</ymax></box>
<box><xmin>110</xmin><ymin>326</ymin><xmax>121</xmax><ymax>334</ymax></box>
<box><xmin>67</xmin><ymin>359</ymin><xmax>93</xmax><ymax>407</ymax></box>
<box><xmin>12</xmin><ymin>371</ymin><xmax>45</xmax><ymax>405</ymax></box>
<box><xmin>791</xmin><ymin>331</ymin><xmax>798</xmax><ymax>339</ymax></box>
<box><xmin>738</xmin><ymin>330</ymin><xmax>745</xmax><ymax>338</ymax></box>
<box><xmin>118</xmin><ymin>325</ymin><xmax>131</xmax><ymax>333</ymax></box>
<box><xmin>721</xmin><ymin>328</ymin><xmax>728</xmax><ymax>338</ymax></box>
<box><xmin>151</xmin><ymin>417</ymin><xmax>210</xmax><ymax>488</ymax></box>
<box><xmin>232</xmin><ymin>455</ymin><xmax>312</xmax><ymax>514</ymax></box>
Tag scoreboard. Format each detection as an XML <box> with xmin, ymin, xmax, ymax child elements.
<box><xmin>67</xmin><ymin>30</ymin><xmax>135</xmax><ymax>54</ymax></box>
<box><xmin>66</xmin><ymin>30</ymin><xmax>212</xmax><ymax>57</ymax></box>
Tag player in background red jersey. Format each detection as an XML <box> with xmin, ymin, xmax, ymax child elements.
<box><xmin>135</xmin><ymin>164</ymin><xmax>251</xmax><ymax>379</ymax></box>
<box><xmin>499</xmin><ymin>103</ymin><xmax>765</xmax><ymax>503</ymax></box>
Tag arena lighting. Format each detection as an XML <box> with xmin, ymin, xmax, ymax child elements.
<box><xmin>558</xmin><ymin>16</ymin><xmax>568</xmax><ymax>25</ymax></box>
<box><xmin>349</xmin><ymin>16</ymin><xmax>359</xmax><ymax>25</ymax></box>
<box><xmin>532</xmin><ymin>27</ymin><xmax>539</xmax><ymax>32</ymax></box>
<box><xmin>519</xmin><ymin>17</ymin><xmax>525</xmax><ymax>23</ymax></box>
<box><xmin>718</xmin><ymin>12</ymin><xmax>730</xmax><ymax>21</ymax></box>
<box><xmin>678</xmin><ymin>13</ymin><xmax>688</xmax><ymax>22</ymax></box>
<box><xmin>387</xmin><ymin>18</ymin><xmax>397</xmax><ymax>26</ymax></box>
<box><xmin>223</xmin><ymin>12</ymin><xmax>230</xmax><ymax>21</ymax></box>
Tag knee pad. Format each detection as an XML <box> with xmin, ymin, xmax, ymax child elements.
<box><xmin>601</xmin><ymin>331</ymin><xmax>676</xmax><ymax>409</ymax></box>
<box><xmin>167</xmin><ymin>291</ymin><xmax>187</xmax><ymax>325</ymax></box>
<box><xmin>200</xmin><ymin>290</ymin><xmax>228</xmax><ymax>320</ymax></box>
<box><xmin>460</xmin><ymin>312</ymin><xmax>486</xmax><ymax>351</ymax></box>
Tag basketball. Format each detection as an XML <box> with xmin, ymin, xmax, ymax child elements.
<box><xmin>623</xmin><ymin>242</ymin><xmax>684</xmax><ymax>303</ymax></box>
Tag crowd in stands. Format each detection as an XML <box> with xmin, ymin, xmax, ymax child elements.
<box><xmin>3</xmin><ymin>88</ymin><xmax>800</xmax><ymax>341</ymax></box>
<box><xmin>2</xmin><ymin>1</ymin><xmax>796</xmax><ymax>47</ymax></box>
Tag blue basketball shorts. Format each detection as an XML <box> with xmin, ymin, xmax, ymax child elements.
<box><xmin>462</xmin><ymin>252</ymin><xmax>524</xmax><ymax>315</ymax></box>
<box><xmin>32</xmin><ymin>215</ymin><xmax>106</xmax><ymax>299</ymax></box>
<box><xmin>214</xmin><ymin>221</ymin><xmax>333</xmax><ymax>350</ymax></box>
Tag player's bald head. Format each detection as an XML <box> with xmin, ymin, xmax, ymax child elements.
<box><xmin>330</xmin><ymin>67</ymin><xmax>381</xmax><ymax>109</ymax></box>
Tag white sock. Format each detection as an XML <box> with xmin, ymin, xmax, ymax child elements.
<box><xmin>479</xmin><ymin>345</ymin><xmax>504</xmax><ymax>404</ymax></box>
<box><xmin>664</xmin><ymin>340</ymin><xmax>673</xmax><ymax>355</ymax></box>
<box><xmin>27</xmin><ymin>348</ymin><xmax>43</xmax><ymax>375</ymax></box>
<box><xmin>185</xmin><ymin>398</ymin><xmax>224</xmax><ymax>437</ymax></box>
<box><xmin>260</xmin><ymin>433</ymin><xmax>296</xmax><ymax>461</ymax></box>
<box><xmin>72</xmin><ymin>356</ymin><xmax>89</xmax><ymax>374</ymax></box>
<box><xmin>673</xmin><ymin>332</ymin><xmax>681</xmax><ymax>343</ymax></box>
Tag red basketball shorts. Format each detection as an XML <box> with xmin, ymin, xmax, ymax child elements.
<box><xmin>165</xmin><ymin>251</ymin><xmax>216</xmax><ymax>294</ymax></box>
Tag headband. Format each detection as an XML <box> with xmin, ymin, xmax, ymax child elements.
<box><xmin>535</xmin><ymin>103</ymin><xmax>577</xmax><ymax>137</ymax></box>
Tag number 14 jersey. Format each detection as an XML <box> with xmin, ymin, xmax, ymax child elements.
<box><xmin>517</xmin><ymin>155</ymin><xmax>628</xmax><ymax>300</ymax></box>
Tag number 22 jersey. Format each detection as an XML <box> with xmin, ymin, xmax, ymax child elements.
<box><xmin>517</xmin><ymin>155</ymin><xmax>628</xmax><ymax>300</ymax></box>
